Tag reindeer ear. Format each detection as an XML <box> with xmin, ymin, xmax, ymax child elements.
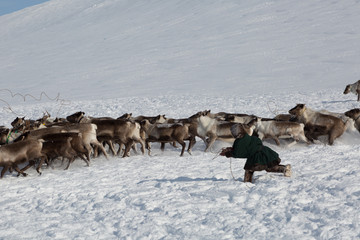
<box><xmin>227</xmin><ymin>115</ymin><xmax>235</xmax><ymax>121</ymax></box>
<box><xmin>297</xmin><ymin>104</ymin><xmax>305</xmax><ymax>108</ymax></box>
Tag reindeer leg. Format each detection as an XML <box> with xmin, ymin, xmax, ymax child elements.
<box><xmin>146</xmin><ymin>140</ymin><xmax>151</xmax><ymax>156</ymax></box>
<box><xmin>274</xmin><ymin>137</ymin><xmax>281</xmax><ymax>146</ymax></box>
<box><xmin>36</xmin><ymin>156</ymin><xmax>47</xmax><ymax>175</ymax></box>
<box><xmin>178</xmin><ymin>140</ymin><xmax>186</xmax><ymax>156</ymax></box>
<box><xmin>160</xmin><ymin>142</ymin><xmax>166</xmax><ymax>151</ymax></box>
<box><xmin>1</xmin><ymin>166</ymin><xmax>9</xmax><ymax>178</ymax></box>
<box><xmin>131</xmin><ymin>143</ymin><xmax>138</xmax><ymax>154</ymax></box>
<box><xmin>14</xmin><ymin>165</ymin><xmax>27</xmax><ymax>177</ymax></box>
<box><xmin>204</xmin><ymin>135</ymin><xmax>216</xmax><ymax>152</ymax></box>
<box><xmin>106</xmin><ymin>140</ymin><xmax>117</xmax><ymax>156</ymax></box>
<box><xmin>20</xmin><ymin>160</ymin><xmax>36</xmax><ymax>174</ymax></box>
<box><xmin>64</xmin><ymin>157</ymin><xmax>75</xmax><ymax>170</ymax></box>
<box><xmin>93</xmin><ymin>141</ymin><xmax>109</xmax><ymax>159</ymax></box>
<box><xmin>116</xmin><ymin>142</ymin><xmax>124</xmax><ymax>156</ymax></box>
<box><xmin>77</xmin><ymin>154</ymin><xmax>90</xmax><ymax>166</ymax></box>
<box><xmin>138</xmin><ymin>139</ymin><xmax>145</xmax><ymax>155</ymax></box>
<box><xmin>92</xmin><ymin>144</ymin><xmax>99</xmax><ymax>158</ymax></box>
<box><xmin>122</xmin><ymin>141</ymin><xmax>133</xmax><ymax>158</ymax></box>
<box><xmin>187</xmin><ymin>136</ymin><xmax>196</xmax><ymax>155</ymax></box>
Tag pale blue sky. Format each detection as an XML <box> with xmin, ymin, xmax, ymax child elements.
<box><xmin>0</xmin><ymin>0</ymin><xmax>50</xmax><ymax>16</ymax></box>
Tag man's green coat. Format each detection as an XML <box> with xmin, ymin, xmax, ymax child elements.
<box><xmin>231</xmin><ymin>134</ymin><xmax>280</xmax><ymax>170</ymax></box>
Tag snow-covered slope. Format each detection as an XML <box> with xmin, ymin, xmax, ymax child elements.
<box><xmin>0</xmin><ymin>1</ymin><xmax>360</xmax><ymax>239</ymax></box>
<box><xmin>1</xmin><ymin>0</ymin><xmax>359</xmax><ymax>100</ymax></box>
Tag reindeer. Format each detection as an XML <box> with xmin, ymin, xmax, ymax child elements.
<box><xmin>131</xmin><ymin>114</ymin><xmax>167</xmax><ymax>124</ymax></box>
<box><xmin>344</xmin><ymin>80</ymin><xmax>360</xmax><ymax>101</ymax></box>
<box><xmin>289</xmin><ymin>104</ymin><xmax>346</xmax><ymax>145</ymax></box>
<box><xmin>274</xmin><ymin>114</ymin><xmax>298</xmax><ymax>122</ymax></box>
<box><xmin>188</xmin><ymin>110</ymin><xmax>255</xmax><ymax>151</ymax></box>
<box><xmin>66</xmin><ymin>111</ymin><xmax>85</xmax><ymax>123</ymax></box>
<box><xmin>318</xmin><ymin>109</ymin><xmax>357</xmax><ymax>132</ymax></box>
<box><xmin>10</xmin><ymin>113</ymin><xmax>49</xmax><ymax>132</ymax></box>
<box><xmin>212</xmin><ymin>112</ymin><xmax>257</xmax><ymax>124</ymax></box>
<box><xmin>91</xmin><ymin>119</ymin><xmax>145</xmax><ymax>157</ymax></box>
<box><xmin>140</xmin><ymin>120</ymin><xmax>194</xmax><ymax>156</ymax></box>
<box><xmin>0</xmin><ymin>127</ymin><xmax>10</xmax><ymax>145</ymax></box>
<box><xmin>14</xmin><ymin>123</ymin><xmax>108</xmax><ymax>160</ymax></box>
<box><xmin>254</xmin><ymin>117</ymin><xmax>309</xmax><ymax>146</ymax></box>
<box><xmin>0</xmin><ymin>139</ymin><xmax>46</xmax><ymax>178</ymax></box>
<box><xmin>344</xmin><ymin>108</ymin><xmax>360</xmax><ymax>132</ymax></box>
<box><xmin>41</xmin><ymin>133</ymin><xmax>90</xmax><ymax>169</ymax></box>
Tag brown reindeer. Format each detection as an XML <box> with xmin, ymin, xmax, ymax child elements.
<box><xmin>14</xmin><ymin>123</ymin><xmax>108</xmax><ymax>160</ymax></box>
<box><xmin>42</xmin><ymin>133</ymin><xmax>90</xmax><ymax>169</ymax></box>
<box><xmin>140</xmin><ymin>120</ymin><xmax>194</xmax><ymax>156</ymax></box>
<box><xmin>91</xmin><ymin>119</ymin><xmax>145</xmax><ymax>157</ymax></box>
<box><xmin>0</xmin><ymin>139</ymin><xmax>46</xmax><ymax>178</ymax></box>
<box><xmin>0</xmin><ymin>127</ymin><xmax>10</xmax><ymax>145</ymax></box>
<box><xmin>254</xmin><ymin>117</ymin><xmax>309</xmax><ymax>146</ymax></box>
<box><xmin>344</xmin><ymin>80</ymin><xmax>360</xmax><ymax>101</ymax></box>
<box><xmin>66</xmin><ymin>111</ymin><xmax>85</xmax><ymax>123</ymax></box>
<box><xmin>289</xmin><ymin>104</ymin><xmax>346</xmax><ymax>145</ymax></box>
<box><xmin>11</xmin><ymin>113</ymin><xmax>49</xmax><ymax>132</ymax></box>
<box><xmin>191</xmin><ymin>110</ymin><xmax>253</xmax><ymax>151</ymax></box>
<box><xmin>344</xmin><ymin>108</ymin><xmax>360</xmax><ymax>132</ymax></box>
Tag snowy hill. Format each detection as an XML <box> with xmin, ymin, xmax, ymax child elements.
<box><xmin>0</xmin><ymin>0</ymin><xmax>360</xmax><ymax>239</ymax></box>
<box><xmin>1</xmin><ymin>0</ymin><xmax>360</xmax><ymax>101</ymax></box>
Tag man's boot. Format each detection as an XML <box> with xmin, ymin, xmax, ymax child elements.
<box><xmin>244</xmin><ymin>170</ymin><xmax>254</xmax><ymax>183</ymax></box>
<box><xmin>284</xmin><ymin>164</ymin><xmax>292</xmax><ymax>177</ymax></box>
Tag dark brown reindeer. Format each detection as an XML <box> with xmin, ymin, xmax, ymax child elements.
<box><xmin>41</xmin><ymin>133</ymin><xmax>90</xmax><ymax>169</ymax></box>
<box><xmin>66</xmin><ymin>111</ymin><xmax>85</xmax><ymax>123</ymax></box>
<box><xmin>344</xmin><ymin>80</ymin><xmax>360</xmax><ymax>101</ymax></box>
<box><xmin>289</xmin><ymin>104</ymin><xmax>346</xmax><ymax>145</ymax></box>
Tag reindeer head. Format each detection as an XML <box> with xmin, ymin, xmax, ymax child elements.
<box><xmin>289</xmin><ymin>104</ymin><xmax>306</xmax><ymax>116</ymax></box>
<box><xmin>345</xmin><ymin>108</ymin><xmax>360</xmax><ymax>119</ymax></box>
<box><xmin>230</xmin><ymin>123</ymin><xmax>252</xmax><ymax>138</ymax></box>
<box><xmin>66</xmin><ymin>111</ymin><xmax>85</xmax><ymax>123</ymax></box>
<box><xmin>37</xmin><ymin>111</ymin><xmax>51</xmax><ymax>123</ymax></box>
<box><xmin>140</xmin><ymin>119</ymin><xmax>151</xmax><ymax>131</ymax></box>
<box><xmin>118</xmin><ymin>113</ymin><xmax>132</xmax><ymax>120</ymax></box>
<box><xmin>344</xmin><ymin>85</ymin><xmax>351</xmax><ymax>94</ymax></box>
<box><xmin>153</xmin><ymin>115</ymin><xmax>167</xmax><ymax>124</ymax></box>
<box><xmin>11</xmin><ymin>117</ymin><xmax>25</xmax><ymax>128</ymax></box>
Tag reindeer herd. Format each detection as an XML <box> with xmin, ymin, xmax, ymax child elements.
<box><xmin>0</xmin><ymin>95</ymin><xmax>360</xmax><ymax>179</ymax></box>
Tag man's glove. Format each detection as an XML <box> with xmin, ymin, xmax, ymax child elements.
<box><xmin>220</xmin><ymin>147</ymin><xmax>233</xmax><ymax>158</ymax></box>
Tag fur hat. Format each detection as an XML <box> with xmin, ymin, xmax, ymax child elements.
<box><xmin>230</xmin><ymin>123</ymin><xmax>246</xmax><ymax>138</ymax></box>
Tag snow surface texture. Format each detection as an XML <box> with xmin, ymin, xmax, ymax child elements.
<box><xmin>0</xmin><ymin>0</ymin><xmax>360</xmax><ymax>239</ymax></box>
